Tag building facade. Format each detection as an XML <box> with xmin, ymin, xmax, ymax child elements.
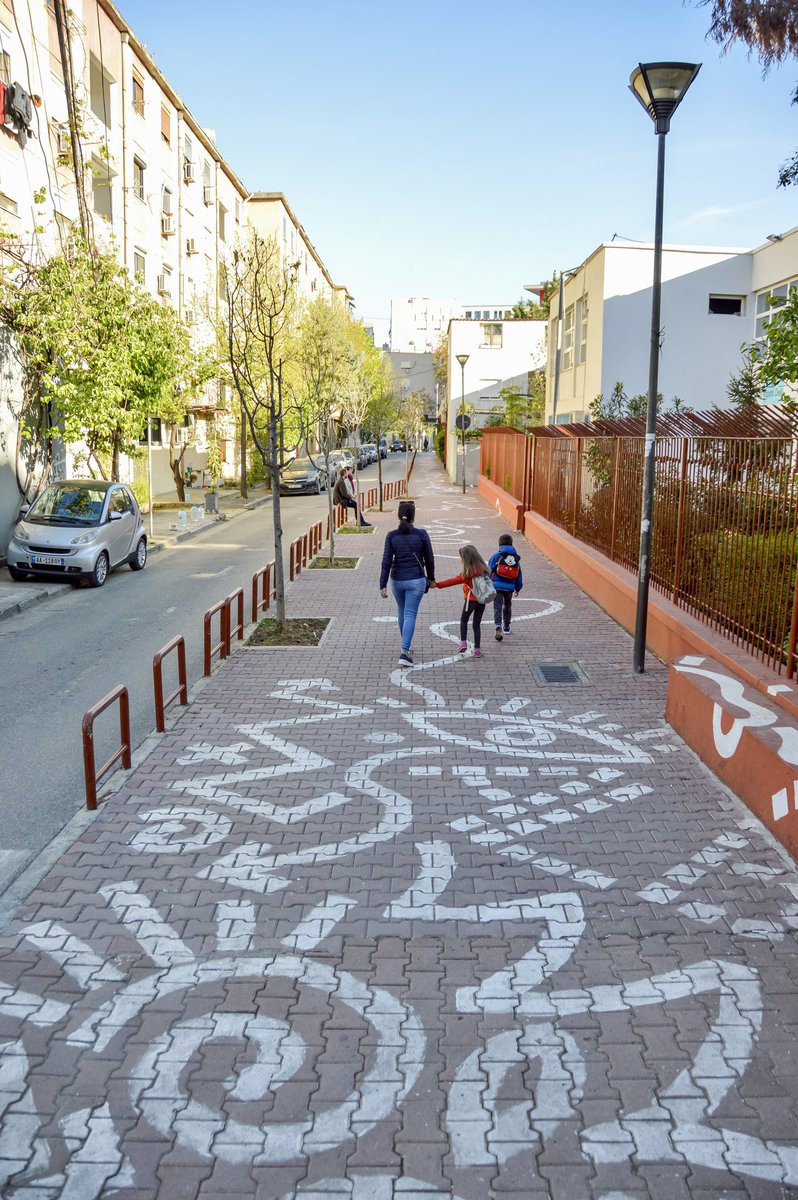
<box><xmin>0</xmin><ymin>0</ymin><xmax>349</xmax><ymax>550</ymax></box>
<box><xmin>542</xmin><ymin>235</ymin><xmax>798</xmax><ymax>424</ymax></box>
<box><xmin>389</xmin><ymin>297</ymin><xmax>515</xmax><ymax>354</ymax></box>
<box><xmin>445</xmin><ymin>317</ymin><xmax>546</xmax><ymax>485</ymax></box>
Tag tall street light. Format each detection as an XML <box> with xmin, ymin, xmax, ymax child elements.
<box><xmin>456</xmin><ymin>353</ymin><xmax>469</xmax><ymax>494</ymax></box>
<box><xmin>629</xmin><ymin>61</ymin><xmax>700</xmax><ymax>674</ymax></box>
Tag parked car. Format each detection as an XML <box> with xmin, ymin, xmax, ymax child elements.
<box><xmin>6</xmin><ymin>479</ymin><xmax>147</xmax><ymax>588</ymax></box>
<box><xmin>361</xmin><ymin>443</ymin><xmax>378</xmax><ymax>464</ymax></box>
<box><xmin>355</xmin><ymin>445</ymin><xmax>370</xmax><ymax>470</ymax></box>
<box><xmin>378</xmin><ymin>438</ymin><xmax>388</xmax><ymax>458</ymax></box>
<box><xmin>279</xmin><ymin>457</ymin><xmax>327</xmax><ymax>495</ymax></box>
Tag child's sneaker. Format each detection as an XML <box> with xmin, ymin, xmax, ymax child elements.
<box><xmin>494</xmin><ymin>628</ymin><xmax>503</xmax><ymax>641</ymax></box>
<box><xmin>473</xmin><ymin>648</ymin><xmax>482</xmax><ymax>658</ymax></box>
<box><xmin>503</xmin><ymin>627</ymin><xmax>511</xmax><ymax>635</ymax></box>
<box><xmin>398</xmin><ymin>651</ymin><xmax>413</xmax><ymax>667</ymax></box>
<box><xmin>458</xmin><ymin>641</ymin><xmax>467</xmax><ymax>654</ymax></box>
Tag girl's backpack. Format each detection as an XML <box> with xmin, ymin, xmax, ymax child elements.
<box><xmin>471</xmin><ymin>572</ymin><xmax>496</xmax><ymax>604</ymax></box>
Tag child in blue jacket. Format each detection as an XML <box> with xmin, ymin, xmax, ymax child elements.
<box><xmin>489</xmin><ymin>533</ymin><xmax>523</xmax><ymax>640</ymax></box>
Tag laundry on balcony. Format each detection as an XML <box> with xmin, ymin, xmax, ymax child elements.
<box><xmin>5</xmin><ymin>82</ymin><xmax>34</xmax><ymax>147</ymax></box>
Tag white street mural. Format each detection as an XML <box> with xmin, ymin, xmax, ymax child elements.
<box><xmin>1</xmin><ymin>612</ymin><xmax>798</xmax><ymax>1197</ymax></box>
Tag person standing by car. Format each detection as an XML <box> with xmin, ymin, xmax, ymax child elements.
<box><xmin>379</xmin><ymin>500</ymin><xmax>435</xmax><ymax>667</ymax></box>
<box><xmin>333</xmin><ymin>466</ymin><xmax>371</xmax><ymax>527</ymax></box>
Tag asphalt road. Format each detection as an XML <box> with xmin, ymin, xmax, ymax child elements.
<box><xmin>0</xmin><ymin>458</ymin><xmax>405</xmax><ymax>894</ymax></box>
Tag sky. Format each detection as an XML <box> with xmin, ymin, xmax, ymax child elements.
<box><xmin>121</xmin><ymin>0</ymin><xmax>798</xmax><ymax>344</ymax></box>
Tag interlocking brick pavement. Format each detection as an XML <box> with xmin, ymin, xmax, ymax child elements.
<box><xmin>1</xmin><ymin>454</ymin><xmax>798</xmax><ymax>1199</ymax></box>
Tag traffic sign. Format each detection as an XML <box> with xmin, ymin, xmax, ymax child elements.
<box><xmin>454</xmin><ymin>414</ymin><xmax>471</xmax><ymax>432</ymax></box>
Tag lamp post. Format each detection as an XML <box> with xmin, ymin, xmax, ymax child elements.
<box><xmin>629</xmin><ymin>61</ymin><xmax>700</xmax><ymax>674</ymax></box>
<box><xmin>456</xmin><ymin>353</ymin><xmax>469</xmax><ymax>493</ymax></box>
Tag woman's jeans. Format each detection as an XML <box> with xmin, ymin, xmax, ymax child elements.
<box><xmin>391</xmin><ymin>576</ymin><xmax>427</xmax><ymax>653</ymax></box>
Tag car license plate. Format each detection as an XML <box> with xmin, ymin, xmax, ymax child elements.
<box><xmin>32</xmin><ymin>554</ymin><xmax>64</xmax><ymax>566</ymax></box>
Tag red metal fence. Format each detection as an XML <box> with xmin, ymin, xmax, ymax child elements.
<box><xmin>531</xmin><ymin>434</ymin><xmax>798</xmax><ymax>677</ymax></box>
<box><xmin>480</xmin><ymin>428</ymin><xmax>532</xmax><ymax>507</ymax></box>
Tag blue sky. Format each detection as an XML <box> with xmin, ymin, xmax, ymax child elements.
<box><xmin>122</xmin><ymin>0</ymin><xmax>798</xmax><ymax>341</ymax></box>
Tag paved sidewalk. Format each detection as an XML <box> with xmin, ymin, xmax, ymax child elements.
<box><xmin>1</xmin><ymin>455</ymin><xmax>798</xmax><ymax>1199</ymax></box>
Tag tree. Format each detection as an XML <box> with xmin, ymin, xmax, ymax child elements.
<box><xmin>485</xmin><ymin>377</ymin><xmax>546</xmax><ymax>431</ymax></box>
<box><xmin>222</xmin><ymin>232</ymin><xmax>299</xmax><ymax>631</ymax></box>
<box><xmin>699</xmin><ymin>0</ymin><xmax>798</xmax><ymax>186</ymax></box>
<box><xmin>507</xmin><ymin>282</ymin><xmax>555</xmax><ymax>320</ymax></box>
<box><xmin>366</xmin><ymin>363</ymin><xmax>398</xmax><ymax>510</ymax></box>
<box><xmin>0</xmin><ymin>238</ymin><xmax>204</xmax><ymax>494</ymax></box>
<box><xmin>748</xmin><ymin>286</ymin><xmax>798</xmax><ymax>408</ymax></box>
<box><xmin>726</xmin><ymin>353</ymin><xmax>765</xmax><ymax>409</ymax></box>
<box><xmin>432</xmin><ymin>332</ymin><xmax>448</xmax><ymax>421</ymax></box>
<box><xmin>295</xmin><ymin>296</ymin><xmax>352</xmax><ymax>561</ymax></box>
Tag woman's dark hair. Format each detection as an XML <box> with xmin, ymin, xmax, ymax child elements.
<box><xmin>397</xmin><ymin>500</ymin><xmax>415</xmax><ymax>534</ymax></box>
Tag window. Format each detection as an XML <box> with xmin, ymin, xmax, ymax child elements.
<box><xmin>109</xmin><ymin>488</ymin><xmax>133</xmax><ymax>515</ymax></box>
<box><xmin>89</xmin><ymin>54</ymin><xmax>112</xmax><ymax>128</ymax></box>
<box><xmin>0</xmin><ymin>192</ymin><xmax>17</xmax><ymax>216</ymax></box>
<box><xmin>183</xmin><ymin>132</ymin><xmax>194</xmax><ymax>181</ymax></box>
<box><xmin>708</xmin><ymin>294</ymin><xmax>744</xmax><ymax>316</ymax></box>
<box><xmin>755</xmin><ymin>282</ymin><xmax>794</xmax><ymax>340</ymax></box>
<box><xmin>132</xmin><ymin>157</ymin><xmax>145</xmax><ymax>202</ymax></box>
<box><xmin>131</xmin><ymin>68</ymin><xmax>144</xmax><ymax>116</ymax></box>
<box><xmin>92</xmin><ymin>164</ymin><xmax>112</xmax><ymax>222</ymax></box>
<box><xmin>46</xmin><ymin>2</ymin><xmax>62</xmax><ymax>79</ymax></box>
<box><xmin>162</xmin><ymin>186</ymin><xmax>172</xmax><ymax>215</ymax></box>
<box><xmin>0</xmin><ymin>50</ymin><xmax>10</xmax><ymax>84</ymax></box>
<box><xmin>133</xmin><ymin>249</ymin><xmax>145</xmax><ymax>281</ymax></box>
<box><xmin>0</xmin><ymin>0</ymin><xmax>13</xmax><ymax>32</ymax></box>
<box><xmin>234</xmin><ymin>198</ymin><xmax>240</xmax><ymax>224</ymax></box>
<box><xmin>562</xmin><ymin>306</ymin><xmax>575</xmax><ymax>371</ymax></box>
<box><xmin>575</xmin><ymin>295</ymin><xmax>588</xmax><ymax>365</ymax></box>
<box><xmin>480</xmin><ymin>322</ymin><xmax>502</xmax><ymax>348</ymax></box>
<box><xmin>160</xmin><ymin>103</ymin><xmax>171</xmax><ymax>145</ymax></box>
<box><xmin>465</xmin><ymin>310</ymin><xmax>472</xmax><ymax>318</ymax></box>
<box><xmin>218</xmin><ymin>202</ymin><xmax>226</xmax><ymax>243</ymax></box>
<box><xmin>202</xmin><ymin>160</ymin><xmax>212</xmax><ymax>204</ymax></box>
<box><xmin>139</xmin><ymin>417</ymin><xmax>162</xmax><ymax>444</ymax></box>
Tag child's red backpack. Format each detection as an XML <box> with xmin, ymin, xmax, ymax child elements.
<box><xmin>495</xmin><ymin>550</ymin><xmax>520</xmax><ymax>581</ymax></box>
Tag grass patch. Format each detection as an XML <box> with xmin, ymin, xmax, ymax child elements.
<box><xmin>338</xmin><ymin>525</ymin><xmax>375</xmax><ymax>534</ymax></box>
<box><xmin>246</xmin><ymin>617</ymin><xmax>330</xmax><ymax>647</ymax></box>
<box><xmin>309</xmin><ymin>556</ymin><xmax>359</xmax><ymax>569</ymax></box>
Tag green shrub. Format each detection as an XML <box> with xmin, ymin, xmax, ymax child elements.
<box><xmin>247</xmin><ymin>456</ymin><xmax>265</xmax><ymax>486</ymax></box>
<box><xmin>434</xmin><ymin>428</ymin><xmax>445</xmax><ymax>463</ymax></box>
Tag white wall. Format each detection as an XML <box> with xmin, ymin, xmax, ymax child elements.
<box><xmin>600</xmin><ymin>244</ymin><xmax>752</xmax><ymax>410</ymax></box>
<box><xmin>390</xmin><ymin>298</ymin><xmax>460</xmax><ymax>353</ymax></box>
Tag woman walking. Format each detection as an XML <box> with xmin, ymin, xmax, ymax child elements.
<box><xmin>435</xmin><ymin>543</ymin><xmax>491</xmax><ymax>657</ymax></box>
<box><xmin>379</xmin><ymin>500</ymin><xmax>435</xmax><ymax>667</ymax></box>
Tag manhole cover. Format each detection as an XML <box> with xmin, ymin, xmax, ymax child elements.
<box><xmin>532</xmin><ymin>662</ymin><xmax>588</xmax><ymax>685</ymax></box>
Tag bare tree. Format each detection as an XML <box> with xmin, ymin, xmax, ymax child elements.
<box><xmin>222</xmin><ymin>233</ymin><xmax>298</xmax><ymax>631</ymax></box>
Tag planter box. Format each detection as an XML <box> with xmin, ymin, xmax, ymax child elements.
<box><xmin>204</xmin><ymin>493</ymin><xmax>219</xmax><ymax>514</ymax></box>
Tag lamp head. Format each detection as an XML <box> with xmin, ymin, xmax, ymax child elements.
<box><xmin>629</xmin><ymin>62</ymin><xmax>700</xmax><ymax>133</ymax></box>
<box><xmin>456</xmin><ymin>353</ymin><xmax>469</xmax><ymax>368</ymax></box>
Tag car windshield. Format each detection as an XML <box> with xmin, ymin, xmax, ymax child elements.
<box><xmin>288</xmin><ymin>459</ymin><xmax>315</xmax><ymax>473</ymax></box>
<box><xmin>26</xmin><ymin>483</ymin><xmax>106</xmax><ymax>526</ymax></box>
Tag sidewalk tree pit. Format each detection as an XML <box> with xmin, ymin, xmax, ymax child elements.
<box><xmin>309</xmin><ymin>557</ymin><xmax>359</xmax><ymax>570</ymax></box>
<box><xmin>246</xmin><ymin>617</ymin><xmax>329</xmax><ymax>647</ymax></box>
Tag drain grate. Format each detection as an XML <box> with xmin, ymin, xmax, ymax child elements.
<box><xmin>532</xmin><ymin>661</ymin><xmax>588</xmax><ymax>685</ymax></box>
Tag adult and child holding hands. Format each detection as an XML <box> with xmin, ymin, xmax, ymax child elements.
<box><xmin>379</xmin><ymin>499</ymin><xmax>524</xmax><ymax>667</ymax></box>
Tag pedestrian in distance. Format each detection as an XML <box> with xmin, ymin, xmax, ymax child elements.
<box><xmin>333</xmin><ymin>465</ymin><xmax>371</xmax><ymax>527</ymax></box>
<box><xmin>433</xmin><ymin>543</ymin><xmax>492</xmax><ymax>658</ymax></box>
<box><xmin>379</xmin><ymin>499</ymin><xmax>435</xmax><ymax>668</ymax></box>
<box><xmin>489</xmin><ymin>532</ymin><xmax>523</xmax><ymax>640</ymax></box>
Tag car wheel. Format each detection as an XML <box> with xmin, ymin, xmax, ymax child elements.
<box><xmin>89</xmin><ymin>551</ymin><xmax>109</xmax><ymax>588</ymax></box>
<box><xmin>130</xmin><ymin>536</ymin><xmax>147</xmax><ymax>571</ymax></box>
<box><xmin>8</xmin><ymin>565</ymin><xmax>28</xmax><ymax>581</ymax></box>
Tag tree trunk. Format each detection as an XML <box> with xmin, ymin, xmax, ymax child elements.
<box><xmin>239</xmin><ymin>399</ymin><xmax>248</xmax><ymax>498</ymax></box>
<box><xmin>169</xmin><ymin>435</ymin><xmax>187</xmax><ymax>502</ymax></box>
<box><xmin>270</xmin><ymin>404</ymin><xmax>286</xmax><ymax>633</ymax></box>
<box><xmin>325</xmin><ymin>452</ymin><xmax>336</xmax><ymax>565</ymax></box>
<box><xmin>111</xmin><ymin>428</ymin><xmax>121</xmax><ymax>481</ymax></box>
<box><xmin>377</xmin><ymin>429</ymin><xmax>384</xmax><ymax>511</ymax></box>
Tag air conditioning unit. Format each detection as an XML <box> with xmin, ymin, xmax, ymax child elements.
<box><xmin>156</xmin><ymin>273</ymin><xmax>170</xmax><ymax>296</ymax></box>
<box><xmin>183</xmin><ymin>160</ymin><xmax>195</xmax><ymax>184</ymax></box>
<box><xmin>161</xmin><ymin>212</ymin><xmax>175</xmax><ymax>236</ymax></box>
<box><xmin>203</xmin><ymin>185</ymin><xmax>212</xmax><ymax>206</ymax></box>
<box><xmin>185</xmin><ymin>237</ymin><xmax>197</xmax><ymax>256</ymax></box>
<box><xmin>175</xmin><ymin>425</ymin><xmax>190</xmax><ymax>445</ymax></box>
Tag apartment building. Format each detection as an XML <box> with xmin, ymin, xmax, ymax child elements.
<box><xmin>247</xmin><ymin>193</ymin><xmax>353</xmax><ymax>311</ymax></box>
<box><xmin>389</xmin><ymin>297</ymin><xmax>516</xmax><ymax>354</ymax></box>
<box><xmin>0</xmin><ymin>0</ymin><xmax>351</xmax><ymax>545</ymax></box>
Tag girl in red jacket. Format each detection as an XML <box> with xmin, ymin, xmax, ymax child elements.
<box><xmin>434</xmin><ymin>543</ymin><xmax>491</xmax><ymax>657</ymax></box>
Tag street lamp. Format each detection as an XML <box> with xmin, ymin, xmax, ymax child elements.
<box><xmin>456</xmin><ymin>353</ymin><xmax>469</xmax><ymax>493</ymax></box>
<box><xmin>629</xmin><ymin>61</ymin><xmax>700</xmax><ymax>674</ymax></box>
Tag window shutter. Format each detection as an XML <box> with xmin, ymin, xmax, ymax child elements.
<box><xmin>160</xmin><ymin>104</ymin><xmax>170</xmax><ymax>143</ymax></box>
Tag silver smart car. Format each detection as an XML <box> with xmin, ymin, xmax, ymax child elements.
<box><xmin>6</xmin><ymin>479</ymin><xmax>147</xmax><ymax>588</ymax></box>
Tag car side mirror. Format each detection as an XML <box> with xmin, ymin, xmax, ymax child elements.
<box><xmin>18</xmin><ymin>504</ymin><xmax>29</xmax><ymax>518</ymax></box>
<box><xmin>108</xmin><ymin>510</ymin><xmax>122</xmax><ymax>522</ymax></box>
